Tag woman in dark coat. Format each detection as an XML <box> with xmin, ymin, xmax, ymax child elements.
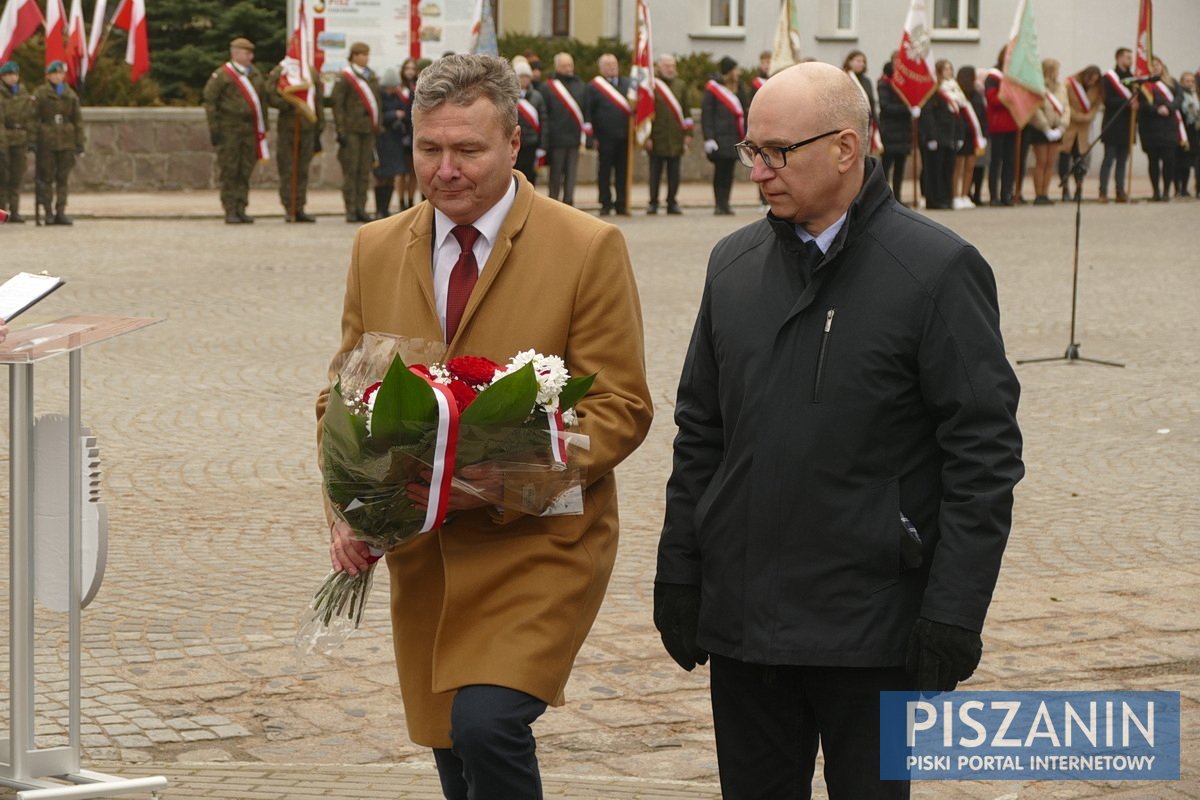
<box><xmin>919</xmin><ymin>59</ymin><xmax>962</xmax><ymax>210</ymax></box>
<box><xmin>373</xmin><ymin>67</ymin><xmax>410</xmax><ymax>218</ymax></box>
<box><xmin>877</xmin><ymin>59</ymin><xmax>915</xmax><ymax>202</ymax></box>
<box><xmin>1139</xmin><ymin>57</ymin><xmax>1183</xmax><ymax>201</ymax></box>
<box><xmin>702</xmin><ymin>56</ymin><xmax>746</xmax><ymax>215</ymax></box>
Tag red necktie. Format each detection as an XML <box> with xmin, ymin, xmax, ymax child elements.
<box><xmin>445</xmin><ymin>225</ymin><xmax>481</xmax><ymax>342</ymax></box>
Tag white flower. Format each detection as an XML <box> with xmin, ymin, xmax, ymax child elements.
<box><xmin>501</xmin><ymin>350</ymin><xmax>570</xmax><ymax>409</ymax></box>
<box><xmin>428</xmin><ymin>363</ymin><xmax>452</xmax><ymax>385</ymax></box>
<box><xmin>562</xmin><ymin>408</ymin><xmax>578</xmax><ymax>427</ymax></box>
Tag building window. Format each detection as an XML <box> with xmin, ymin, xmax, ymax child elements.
<box><xmin>552</xmin><ymin>0</ymin><xmax>570</xmax><ymax>36</ymax></box>
<box><xmin>933</xmin><ymin>0</ymin><xmax>980</xmax><ymax>31</ymax></box>
<box><xmin>837</xmin><ymin>0</ymin><xmax>854</xmax><ymax>31</ymax></box>
<box><xmin>709</xmin><ymin>0</ymin><xmax>745</xmax><ymax>29</ymax></box>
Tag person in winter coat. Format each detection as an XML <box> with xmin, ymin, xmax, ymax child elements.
<box><xmin>1027</xmin><ymin>58</ymin><xmax>1069</xmax><ymax>205</ymax></box>
<box><xmin>511</xmin><ymin>57</ymin><xmax>546</xmax><ymax>187</ymax></box>
<box><xmin>539</xmin><ymin>52</ymin><xmax>588</xmax><ymax>206</ymax></box>
<box><xmin>702</xmin><ymin>56</ymin><xmax>746</xmax><ymax>215</ymax></box>
<box><xmin>877</xmin><ymin>59</ymin><xmax>915</xmax><ymax>204</ymax></box>
<box><xmin>1099</xmin><ymin>47</ymin><xmax>1136</xmax><ymax>203</ymax></box>
<box><xmin>984</xmin><ymin>47</ymin><xmax>1018</xmax><ymax>205</ymax></box>
<box><xmin>1058</xmin><ymin>65</ymin><xmax>1102</xmax><ymax>202</ymax></box>
<box><xmin>1139</xmin><ymin>57</ymin><xmax>1183</xmax><ymax>201</ymax></box>
<box><xmin>656</xmin><ymin>61</ymin><xmax>1022</xmax><ymax>800</ymax></box>
<box><xmin>645</xmin><ymin>53</ymin><xmax>694</xmax><ymax>214</ymax></box>
<box><xmin>919</xmin><ymin>59</ymin><xmax>962</xmax><ymax>210</ymax></box>
<box><xmin>372</xmin><ymin>67</ymin><xmax>411</xmax><ymax>219</ymax></box>
<box><xmin>954</xmin><ymin>65</ymin><xmax>987</xmax><ymax>209</ymax></box>
<box><xmin>1175</xmin><ymin>69</ymin><xmax>1199</xmax><ymax>197</ymax></box>
<box><xmin>323</xmin><ymin>54</ymin><xmax>652</xmax><ymax>800</ymax></box>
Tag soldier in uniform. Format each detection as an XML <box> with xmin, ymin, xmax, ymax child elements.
<box><xmin>203</xmin><ymin>37</ymin><xmax>268</xmax><ymax>224</ymax></box>
<box><xmin>266</xmin><ymin>39</ymin><xmax>324</xmax><ymax>223</ymax></box>
<box><xmin>32</xmin><ymin>61</ymin><xmax>84</xmax><ymax>226</ymax></box>
<box><xmin>645</xmin><ymin>54</ymin><xmax>693</xmax><ymax>215</ymax></box>
<box><xmin>0</xmin><ymin>61</ymin><xmax>36</xmax><ymax>223</ymax></box>
<box><xmin>331</xmin><ymin>42</ymin><xmax>380</xmax><ymax>223</ymax></box>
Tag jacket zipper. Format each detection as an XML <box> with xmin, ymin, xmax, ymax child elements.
<box><xmin>812</xmin><ymin>307</ymin><xmax>836</xmax><ymax>403</ymax></box>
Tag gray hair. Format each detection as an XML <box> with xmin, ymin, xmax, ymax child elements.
<box><xmin>414</xmin><ymin>53</ymin><xmax>519</xmax><ymax>133</ymax></box>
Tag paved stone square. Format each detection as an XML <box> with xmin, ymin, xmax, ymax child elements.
<box><xmin>0</xmin><ymin>185</ymin><xmax>1196</xmax><ymax>798</ymax></box>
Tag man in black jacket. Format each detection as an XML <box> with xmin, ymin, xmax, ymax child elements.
<box><xmin>655</xmin><ymin>62</ymin><xmax>1023</xmax><ymax>800</ymax></box>
<box><xmin>584</xmin><ymin>53</ymin><xmax>635</xmax><ymax>215</ymax></box>
<box><xmin>1099</xmin><ymin>47</ymin><xmax>1136</xmax><ymax>203</ymax></box>
<box><xmin>539</xmin><ymin>52</ymin><xmax>587</xmax><ymax>206</ymax></box>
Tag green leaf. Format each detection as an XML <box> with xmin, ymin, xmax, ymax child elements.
<box><xmin>556</xmin><ymin>372</ymin><xmax>597</xmax><ymax>412</ymax></box>
<box><xmin>323</xmin><ymin>383</ymin><xmax>367</xmax><ymax>457</ymax></box>
<box><xmin>370</xmin><ymin>355</ymin><xmax>437</xmax><ymax>445</ymax></box>
<box><xmin>460</xmin><ymin>362</ymin><xmax>539</xmax><ymax>426</ymax></box>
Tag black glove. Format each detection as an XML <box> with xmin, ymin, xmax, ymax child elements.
<box><xmin>210</xmin><ymin>131</ymin><xmax>223</xmax><ymax>147</ymax></box>
<box><xmin>653</xmin><ymin>583</ymin><xmax>708</xmax><ymax>671</ymax></box>
<box><xmin>336</xmin><ymin>134</ymin><xmax>346</xmax><ymax>147</ymax></box>
<box><xmin>314</xmin><ymin>137</ymin><xmax>323</xmax><ymax>153</ymax></box>
<box><xmin>905</xmin><ymin>617</ymin><xmax>983</xmax><ymax>693</ymax></box>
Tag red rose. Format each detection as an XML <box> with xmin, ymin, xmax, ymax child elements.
<box><xmin>408</xmin><ymin>364</ymin><xmax>435</xmax><ymax>380</ymax></box>
<box><xmin>447</xmin><ymin>379</ymin><xmax>478</xmax><ymax>412</ymax></box>
<box><xmin>446</xmin><ymin>356</ymin><xmax>502</xmax><ymax>388</ymax></box>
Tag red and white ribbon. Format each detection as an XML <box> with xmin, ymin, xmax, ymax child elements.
<box><xmin>1066</xmin><ymin>76</ymin><xmax>1091</xmax><ymax>114</ymax></box>
<box><xmin>547</xmin><ymin>409</ymin><xmax>569</xmax><ymax>467</ymax></box>
<box><xmin>751</xmin><ymin>75</ymin><xmax>766</xmax><ymax>91</ymax></box>
<box><xmin>591</xmin><ymin>75</ymin><xmax>633</xmax><ymax>116</ymax></box>
<box><xmin>548</xmin><ymin>78</ymin><xmax>586</xmax><ymax>138</ymax></box>
<box><xmin>222</xmin><ymin>63</ymin><xmax>270</xmax><ymax>161</ymax></box>
<box><xmin>517</xmin><ymin>96</ymin><xmax>541</xmax><ymax>132</ymax></box>
<box><xmin>655</xmin><ymin>80</ymin><xmax>692</xmax><ymax>130</ymax></box>
<box><xmin>1148</xmin><ymin>81</ymin><xmax>1189</xmax><ymax>145</ymax></box>
<box><xmin>416</xmin><ymin>379</ymin><xmax>461</xmax><ymax>534</ymax></box>
<box><xmin>343</xmin><ymin>65</ymin><xmax>380</xmax><ymax>131</ymax></box>
<box><xmin>1044</xmin><ymin>89</ymin><xmax>1064</xmax><ymax>117</ymax></box>
<box><xmin>960</xmin><ymin>100</ymin><xmax>987</xmax><ymax>151</ymax></box>
<box><xmin>705</xmin><ymin>80</ymin><xmax>745</xmax><ymax>138</ymax></box>
<box><xmin>1104</xmin><ymin>69</ymin><xmax>1133</xmax><ymax>100</ymax></box>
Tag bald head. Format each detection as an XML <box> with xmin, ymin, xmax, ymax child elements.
<box><xmin>754</xmin><ymin>62</ymin><xmax>870</xmax><ymax>161</ymax></box>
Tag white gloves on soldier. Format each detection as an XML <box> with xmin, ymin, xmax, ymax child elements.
<box><xmin>704</xmin><ymin>139</ymin><xmax>719</xmax><ymax>154</ymax></box>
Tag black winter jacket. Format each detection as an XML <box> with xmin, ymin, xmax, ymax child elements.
<box><xmin>657</xmin><ymin>159</ymin><xmax>1023</xmax><ymax>667</ymax></box>
<box><xmin>539</xmin><ymin>73</ymin><xmax>588</xmax><ymax>150</ymax></box>
<box><xmin>877</xmin><ymin>76</ymin><xmax>913</xmax><ymax>155</ymax></box>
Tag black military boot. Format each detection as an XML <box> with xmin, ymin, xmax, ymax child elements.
<box><xmin>54</xmin><ymin>209</ymin><xmax>73</xmax><ymax>225</ymax></box>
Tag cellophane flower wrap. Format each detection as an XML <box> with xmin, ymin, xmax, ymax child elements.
<box><xmin>296</xmin><ymin>333</ymin><xmax>593</xmax><ymax>656</ymax></box>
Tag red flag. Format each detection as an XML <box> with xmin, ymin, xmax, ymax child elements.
<box><xmin>276</xmin><ymin>0</ymin><xmax>317</xmax><ymax>123</ymax></box>
<box><xmin>630</xmin><ymin>0</ymin><xmax>654</xmax><ymax>145</ymax></box>
<box><xmin>1134</xmin><ymin>0</ymin><xmax>1152</xmax><ymax>79</ymax></box>
<box><xmin>65</xmin><ymin>0</ymin><xmax>88</xmax><ymax>87</ymax></box>
<box><xmin>45</xmin><ymin>0</ymin><xmax>67</xmax><ymax>68</ymax></box>
<box><xmin>86</xmin><ymin>0</ymin><xmax>106</xmax><ymax>67</ymax></box>
<box><xmin>0</xmin><ymin>0</ymin><xmax>45</xmax><ymax>64</ymax></box>
<box><xmin>892</xmin><ymin>0</ymin><xmax>937</xmax><ymax>109</ymax></box>
<box><xmin>110</xmin><ymin>0</ymin><xmax>149</xmax><ymax>82</ymax></box>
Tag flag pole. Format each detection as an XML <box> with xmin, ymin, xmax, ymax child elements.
<box><xmin>625</xmin><ymin>7</ymin><xmax>639</xmax><ymax>214</ymax></box>
<box><xmin>1014</xmin><ymin>127</ymin><xmax>1024</xmax><ymax>202</ymax></box>
<box><xmin>911</xmin><ymin>118</ymin><xmax>919</xmax><ymax>207</ymax></box>
<box><xmin>290</xmin><ymin>114</ymin><xmax>301</xmax><ymax>219</ymax></box>
<box><xmin>1125</xmin><ymin>108</ymin><xmax>1136</xmax><ymax>198</ymax></box>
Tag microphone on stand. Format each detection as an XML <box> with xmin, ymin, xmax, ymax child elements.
<box><xmin>1121</xmin><ymin>75</ymin><xmax>1155</xmax><ymax>86</ymax></box>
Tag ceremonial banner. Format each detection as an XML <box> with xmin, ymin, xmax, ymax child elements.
<box><xmin>0</xmin><ymin>0</ymin><xmax>45</xmax><ymax>64</ymax></box>
<box><xmin>892</xmin><ymin>0</ymin><xmax>936</xmax><ymax>109</ymax></box>
<box><xmin>631</xmin><ymin>0</ymin><xmax>655</xmax><ymax>145</ymax></box>
<box><xmin>768</xmin><ymin>0</ymin><xmax>801</xmax><ymax>76</ymax></box>
<box><xmin>998</xmin><ymin>0</ymin><xmax>1044</xmax><ymax>128</ymax></box>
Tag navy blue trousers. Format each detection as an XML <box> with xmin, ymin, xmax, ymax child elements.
<box><xmin>432</xmin><ymin>684</ymin><xmax>547</xmax><ymax>800</ymax></box>
<box><xmin>710</xmin><ymin>655</ymin><xmax>913</xmax><ymax>800</ymax></box>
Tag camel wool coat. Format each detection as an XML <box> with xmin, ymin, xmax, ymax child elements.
<box><xmin>316</xmin><ymin>170</ymin><xmax>653</xmax><ymax>747</ymax></box>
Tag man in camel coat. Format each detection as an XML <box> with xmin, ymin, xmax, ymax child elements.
<box><xmin>317</xmin><ymin>53</ymin><xmax>652</xmax><ymax>799</ymax></box>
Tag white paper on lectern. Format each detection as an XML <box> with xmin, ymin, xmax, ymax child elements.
<box><xmin>0</xmin><ymin>271</ymin><xmax>64</xmax><ymax>321</ymax></box>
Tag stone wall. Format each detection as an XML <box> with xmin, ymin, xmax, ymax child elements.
<box><xmin>67</xmin><ymin>107</ymin><xmax>741</xmax><ymax>192</ymax></box>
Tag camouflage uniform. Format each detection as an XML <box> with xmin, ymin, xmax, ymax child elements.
<box><xmin>265</xmin><ymin>61</ymin><xmax>325</xmax><ymax>220</ymax></box>
<box><xmin>0</xmin><ymin>80</ymin><xmax>35</xmax><ymax>219</ymax></box>
<box><xmin>32</xmin><ymin>80</ymin><xmax>84</xmax><ymax>221</ymax></box>
<box><xmin>203</xmin><ymin>63</ymin><xmax>267</xmax><ymax>220</ymax></box>
<box><xmin>331</xmin><ymin>64</ymin><xmax>380</xmax><ymax>220</ymax></box>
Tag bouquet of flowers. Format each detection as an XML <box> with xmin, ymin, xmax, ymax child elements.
<box><xmin>296</xmin><ymin>333</ymin><xmax>593</xmax><ymax>655</ymax></box>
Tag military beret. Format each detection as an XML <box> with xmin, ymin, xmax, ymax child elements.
<box><xmin>349</xmin><ymin>42</ymin><xmax>370</xmax><ymax>57</ymax></box>
<box><xmin>46</xmin><ymin>60</ymin><xmax>67</xmax><ymax>74</ymax></box>
<box><xmin>0</xmin><ymin>61</ymin><xmax>18</xmax><ymax>75</ymax></box>
<box><xmin>230</xmin><ymin>37</ymin><xmax>255</xmax><ymax>51</ymax></box>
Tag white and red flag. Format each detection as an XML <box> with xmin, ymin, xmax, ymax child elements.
<box><xmin>0</xmin><ymin>0</ymin><xmax>45</xmax><ymax>64</ymax></box>
<box><xmin>44</xmin><ymin>0</ymin><xmax>67</xmax><ymax>69</ymax></box>
<box><xmin>110</xmin><ymin>0</ymin><xmax>149</xmax><ymax>82</ymax></box>
<box><xmin>277</xmin><ymin>0</ymin><xmax>317</xmax><ymax>123</ymax></box>
<box><xmin>630</xmin><ymin>0</ymin><xmax>655</xmax><ymax>145</ymax></box>
<box><xmin>1134</xmin><ymin>0</ymin><xmax>1152</xmax><ymax>80</ymax></box>
<box><xmin>86</xmin><ymin>0</ymin><xmax>106</xmax><ymax>67</ymax></box>
<box><xmin>892</xmin><ymin>0</ymin><xmax>937</xmax><ymax>109</ymax></box>
<box><xmin>65</xmin><ymin>0</ymin><xmax>88</xmax><ymax>87</ymax></box>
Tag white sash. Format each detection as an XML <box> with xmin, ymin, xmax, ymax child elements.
<box><xmin>705</xmin><ymin>80</ymin><xmax>744</xmax><ymax>138</ymax></box>
<box><xmin>1105</xmin><ymin>70</ymin><xmax>1133</xmax><ymax>100</ymax></box>
<box><xmin>961</xmin><ymin>100</ymin><xmax>986</xmax><ymax>152</ymax></box>
<box><xmin>1044</xmin><ymin>89</ymin><xmax>1064</xmax><ymax>116</ymax></box>
<box><xmin>516</xmin><ymin>97</ymin><xmax>540</xmax><ymax>132</ymax></box>
<box><xmin>590</xmin><ymin>75</ymin><xmax>633</xmax><ymax>116</ymax></box>
<box><xmin>343</xmin><ymin>65</ymin><xmax>380</xmax><ymax>130</ymax></box>
<box><xmin>1151</xmin><ymin>81</ymin><xmax>1189</xmax><ymax>145</ymax></box>
<box><xmin>548</xmin><ymin>79</ymin><xmax>585</xmax><ymax>131</ymax></box>
<box><xmin>1066</xmin><ymin>76</ymin><xmax>1091</xmax><ymax>114</ymax></box>
<box><xmin>751</xmin><ymin>75</ymin><xmax>766</xmax><ymax>91</ymax></box>
<box><xmin>655</xmin><ymin>80</ymin><xmax>691</xmax><ymax>130</ymax></box>
<box><xmin>222</xmin><ymin>63</ymin><xmax>269</xmax><ymax>161</ymax></box>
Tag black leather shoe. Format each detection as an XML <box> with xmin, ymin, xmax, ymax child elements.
<box><xmin>356</xmin><ymin>210</ymin><xmax>373</xmax><ymax>222</ymax></box>
<box><xmin>7</xmin><ymin>212</ymin><xmax>25</xmax><ymax>223</ymax></box>
<box><xmin>225</xmin><ymin>212</ymin><xmax>242</xmax><ymax>224</ymax></box>
<box><xmin>667</xmin><ymin>203</ymin><xmax>683</xmax><ymax>215</ymax></box>
<box><xmin>54</xmin><ymin>211</ymin><xmax>73</xmax><ymax>225</ymax></box>
<box><xmin>345</xmin><ymin>213</ymin><xmax>360</xmax><ymax>223</ymax></box>
<box><xmin>294</xmin><ymin>211</ymin><xmax>316</xmax><ymax>222</ymax></box>
<box><xmin>238</xmin><ymin>212</ymin><xmax>255</xmax><ymax>223</ymax></box>
<box><xmin>646</xmin><ymin>204</ymin><xmax>658</xmax><ymax>215</ymax></box>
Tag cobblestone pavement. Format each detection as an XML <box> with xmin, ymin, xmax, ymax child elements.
<box><xmin>0</xmin><ymin>182</ymin><xmax>1196</xmax><ymax>799</ymax></box>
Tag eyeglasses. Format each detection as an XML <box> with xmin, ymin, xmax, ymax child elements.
<box><xmin>735</xmin><ymin>130</ymin><xmax>842</xmax><ymax>169</ymax></box>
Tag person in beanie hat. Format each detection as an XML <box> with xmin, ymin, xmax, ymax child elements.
<box><xmin>0</xmin><ymin>60</ymin><xmax>36</xmax><ymax>222</ymax></box>
<box><xmin>701</xmin><ymin>56</ymin><xmax>745</xmax><ymax>214</ymax></box>
<box><xmin>32</xmin><ymin>60</ymin><xmax>84</xmax><ymax>225</ymax></box>
<box><xmin>331</xmin><ymin>42</ymin><xmax>380</xmax><ymax>222</ymax></box>
<box><xmin>203</xmin><ymin>37</ymin><xmax>267</xmax><ymax>223</ymax></box>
